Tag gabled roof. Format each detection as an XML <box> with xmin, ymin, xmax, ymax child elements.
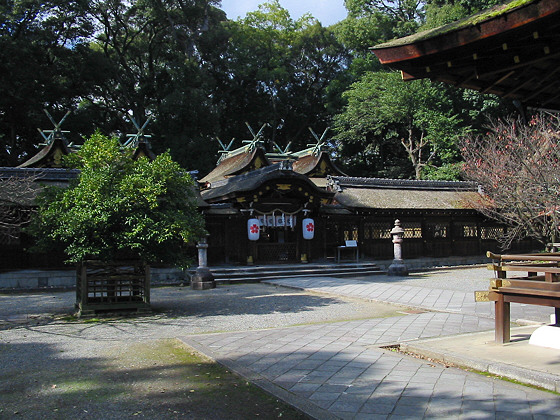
<box><xmin>17</xmin><ymin>138</ymin><xmax>71</xmax><ymax>168</ymax></box>
<box><xmin>200</xmin><ymin>147</ymin><xmax>270</xmax><ymax>184</ymax></box>
<box><xmin>201</xmin><ymin>161</ymin><xmax>334</xmax><ymax>204</ymax></box>
<box><xmin>18</xmin><ymin>136</ymin><xmax>157</xmax><ymax>169</ymax></box>
<box><xmin>371</xmin><ymin>0</ymin><xmax>560</xmax><ymax>111</ymax></box>
<box><xmin>292</xmin><ymin>151</ymin><xmax>346</xmax><ymax>177</ymax></box>
<box><xmin>328</xmin><ymin>177</ymin><xmax>481</xmax><ymax>210</ymax></box>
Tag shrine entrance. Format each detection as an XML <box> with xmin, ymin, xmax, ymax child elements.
<box><xmin>255</xmin><ymin>228</ymin><xmax>298</xmax><ymax>262</ymax></box>
<box><xmin>253</xmin><ymin>211</ymin><xmax>300</xmax><ymax>263</ymax></box>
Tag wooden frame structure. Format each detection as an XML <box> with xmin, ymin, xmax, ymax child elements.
<box><xmin>371</xmin><ymin>0</ymin><xmax>560</xmax><ymax>112</ymax></box>
<box><xmin>477</xmin><ymin>252</ymin><xmax>560</xmax><ymax>343</ymax></box>
<box><xmin>76</xmin><ymin>260</ymin><xmax>151</xmax><ymax>317</ymax></box>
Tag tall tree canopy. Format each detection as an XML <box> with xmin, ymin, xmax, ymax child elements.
<box><xmin>0</xmin><ymin>0</ymin><xmax>515</xmax><ymax>179</ymax></box>
<box><xmin>334</xmin><ymin>72</ymin><xmax>465</xmax><ymax>179</ymax></box>
<box><xmin>0</xmin><ymin>0</ymin><xmax>103</xmax><ymax>166</ymax></box>
<box><xmin>207</xmin><ymin>1</ymin><xmax>349</xmax><ymax>152</ymax></box>
<box><xmin>332</xmin><ymin>0</ymin><xmax>511</xmax><ymax>179</ymax></box>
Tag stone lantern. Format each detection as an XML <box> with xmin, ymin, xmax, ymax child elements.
<box><xmin>388</xmin><ymin>219</ymin><xmax>408</xmax><ymax>276</ymax></box>
<box><xmin>191</xmin><ymin>235</ymin><xmax>216</xmax><ymax>290</ymax></box>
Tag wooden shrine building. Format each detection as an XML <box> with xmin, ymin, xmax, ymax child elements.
<box><xmin>197</xmin><ymin>137</ymin><xmax>533</xmax><ymax>265</ymax></box>
<box><xmin>0</xmin><ymin>129</ymin><xmax>536</xmax><ymax>269</ymax></box>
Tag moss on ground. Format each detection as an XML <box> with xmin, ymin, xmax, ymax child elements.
<box><xmin>0</xmin><ymin>339</ymin><xmax>309</xmax><ymax>419</ymax></box>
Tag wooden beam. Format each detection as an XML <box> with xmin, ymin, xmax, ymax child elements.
<box><xmin>481</xmin><ymin>70</ymin><xmax>516</xmax><ymax>94</ymax></box>
<box><xmin>495</xmin><ymin>294</ymin><xmax>510</xmax><ymax>344</ymax></box>
<box><xmin>475</xmin><ymin>50</ymin><xmax>560</xmax><ymax>79</ymax></box>
<box><xmin>487</xmin><ymin>252</ymin><xmax>560</xmax><ymax>262</ymax></box>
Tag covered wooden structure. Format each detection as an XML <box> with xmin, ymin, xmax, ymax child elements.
<box><xmin>371</xmin><ymin>0</ymin><xmax>560</xmax><ymax>112</ymax></box>
<box><xmin>0</xmin><ymin>117</ymin><xmax>157</xmax><ymax>270</ymax></box>
<box><xmin>199</xmin><ymin>140</ymin><xmax>534</xmax><ymax>265</ymax></box>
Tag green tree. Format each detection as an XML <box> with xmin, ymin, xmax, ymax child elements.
<box><xmin>334</xmin><ymin>71</ymin><xmax>465</xmax><ymax>179</ymax></box>
<box><xmin>423</xmin><ymin>0</ymin><xmax>504</xmax><ymax>28</ymax></box>
<box><xmin>207</xmin><ymin>1</ymin><xmax>349</xmax><ymax>150</ymax></box>
<box><xmin>81</xmin><ymin>0</ymin><xmax>225</xmax><ymax>174</ymax></box>
<box><xmin>0</xmin><ymin>0</ymin><xmax>104</xmax><ymax>166</ymax></box>
<box><xmin>30</xmin><ymin>132</ymin><xmax>206</xmax><ymax>267</ymax></box>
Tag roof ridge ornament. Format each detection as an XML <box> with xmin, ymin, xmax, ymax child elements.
<box><xmin>216</xmin><ymin>137</ymin><xmax>236</xmax><ymax>163</ymax></box>
<box><xmin>273</xmin><ymin>141</ymin><xmax>292</xmax><ymax>156</ymax></box>
<box><xmin>218</xmin><ymin>123</ymin><xmax>269</xmax><ymax>160</ymax></box>
<box><xmin>37</xmin><ymin>109</ymin><xmax>71</xmax><ymax>146</ymax></box>
<box><xmin>242</xmin><ymin>122</ymin><xmax>268</xmax><ymax>152</ymax></box>
<box><xmin>308</xmin><ymin>127</ymin><xmax>329</xmax><ymax>156</ymax></box>
<box><xmin>124</xmin><ymin>115</ymin><xmax>153</xmax><ymax>148</ymax></box>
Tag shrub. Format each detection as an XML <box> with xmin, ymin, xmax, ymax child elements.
<box><xmin>30</xmin><ymin>132</ymin><xmax>206</xmax><ymax>267</ymax></box>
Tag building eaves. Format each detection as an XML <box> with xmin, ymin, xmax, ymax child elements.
<box><xmin>328</xmin><ymin>176</ymin><xmax>478</xmax><ymax>192</ymax></box>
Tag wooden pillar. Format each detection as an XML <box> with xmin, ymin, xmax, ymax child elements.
<box><xmin>495</xmin><ymin>294</ymin><xmax>510</xmax><ymax>344</ymax></box>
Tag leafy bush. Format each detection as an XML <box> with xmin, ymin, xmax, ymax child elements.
<box><xmin>30</xmin><ymin>132</ymin><xmax>206</xmax><ymax>267</ymax></box>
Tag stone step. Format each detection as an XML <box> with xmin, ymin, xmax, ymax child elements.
<box><xmin>201</xmin><ymin>263</ymin><xmax>384</xmax><ymax>284</ymax></box>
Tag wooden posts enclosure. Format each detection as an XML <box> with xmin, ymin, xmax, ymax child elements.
<box><xmin>477</xmin><ymin>252</ymin><xmax>560</xmax><ymax>343</ymax></box>
<box><xmin>76</xmin><ymin>260</ymin><xmax>151</xmax><ymax>317</ymax></box>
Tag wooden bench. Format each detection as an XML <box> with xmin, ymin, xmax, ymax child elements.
<box><xmin>476</xmin><ymin>251</ymin><xmax>560</xmax><ymax>343</ymax></box>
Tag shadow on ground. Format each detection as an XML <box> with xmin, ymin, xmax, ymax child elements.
<box><xmin>0</xmin><ymin>338</ymin><xmax>308</xmax><ymax>419</ymax></box>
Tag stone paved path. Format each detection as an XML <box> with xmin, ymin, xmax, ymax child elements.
<box><xmin>264</xmin><ymin>271</ymin><xmax>553</xmax><ymax>323</ymax></box>
<box><xmin>182</xmin><ymin>268</ymin><xmax>560</xmax><ymax>419</ymax></box>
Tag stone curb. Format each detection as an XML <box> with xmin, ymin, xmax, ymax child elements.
<box><xmin>179</xmin><ymin>336</ymin><xmax>339</xmax><ymax>420</ymax></box>
<box><xmin>400</xmin><ymin>336</ymin><xmax>560</xmax><ymax>393</ymax></box>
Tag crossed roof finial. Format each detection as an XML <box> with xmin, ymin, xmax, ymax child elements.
<box><xmin>307</xmin><ymin>127</ymin><xmax>330</xmax><ymax>156</ymax></box>
<box><xmin>37</xmin><ymin>109</ymin><xmax>71</xmax><ymax>146</ymax></box>
<box><xmin>242</xmin><ymin>122</ymin><xmax>268</xmax><ymax>151</ymax></box>
<box><xmin>124</xmin><ymin>115</ymin><xmax>153</xmax><ymax>148</ymax></box>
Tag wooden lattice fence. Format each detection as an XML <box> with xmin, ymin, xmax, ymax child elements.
<box><xmin>76</xmin><ymin>260</ymin><xmax>151</xmax><ymax>317</ymax></box>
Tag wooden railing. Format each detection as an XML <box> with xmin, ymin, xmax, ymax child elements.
<box><xmin>476</xmin><ymin>251</ymin><xmax>560</xmax><ymax>343</ymax></box>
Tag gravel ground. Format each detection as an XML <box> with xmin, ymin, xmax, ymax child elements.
<box><xmin>0</xmin><ymin>283</ymin><xmax>404</xmax><ymax>333</ymax></box>
<box><xmin>0</xmin><ymin>267</ymin><xmax>518</xmax><ymax>419</ymax></box>
<box><xmin>0</xmin><ymin>282</ymin><xmax>405</xmax><ymax>419</ymax></box>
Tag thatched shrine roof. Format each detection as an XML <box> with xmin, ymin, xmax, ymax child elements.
<box><xmin>201</xmin><ymin>162</ymin><xmax>334</xmax><ymax>205</ymax></box>
<box><xmin>292</xmin><ymin>151</ymin><xmax>346</xmax><ymax>178</ymax></box>
<box><xmin>17</xmin><ymin>138</ymin><xmax>71</xmax><ymax>168</ymax></box>
<box><xmin>328</xmin><ymin>177</ymin><xmax>481</xmax><ymax>211</ymax></box>
<box><xmin>200</xmin><ymin>147</ymin><xmax>270</xmax><ymax>184</ymax></box>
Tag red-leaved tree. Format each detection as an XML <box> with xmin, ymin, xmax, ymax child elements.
<box><xmin>462</xmin><ymin>114</ymin><xmax>560</xmax><ymax>249</ymax></box>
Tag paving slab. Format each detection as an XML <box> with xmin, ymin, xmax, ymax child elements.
<box><xmin>401</xmin><ymin>325</ymin><xmax>560</xmax><ymax>393</ymax></box>
<box><xmin>182</xmin><ymin>315</ymin><xmax>560</xmax><ymax>419</ymax></box>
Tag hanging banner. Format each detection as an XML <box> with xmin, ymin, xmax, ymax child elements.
<box><xmin>303</xmin><ymin>218</ymin><xmax>315</xmax><ymax>240</ymax></box>
<box><xmin>257</xmin><ymin>215</ymin><xmax>267</xmax><ymax>227</ymax></box>
<box><xmin>286</xmin><ymin>215</ymin><xmax>296</xmax><ymax>228</ymax></box>
<box><xmin>248</xmin><ymin>218</ymin><xmax>260</xmax><ymax>241</ymax></box>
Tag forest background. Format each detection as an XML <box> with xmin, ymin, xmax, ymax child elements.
<box><xmin>0</xmin><ymin>0</ymin><xmax>515</xmax><ymax>180</ymax></box>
